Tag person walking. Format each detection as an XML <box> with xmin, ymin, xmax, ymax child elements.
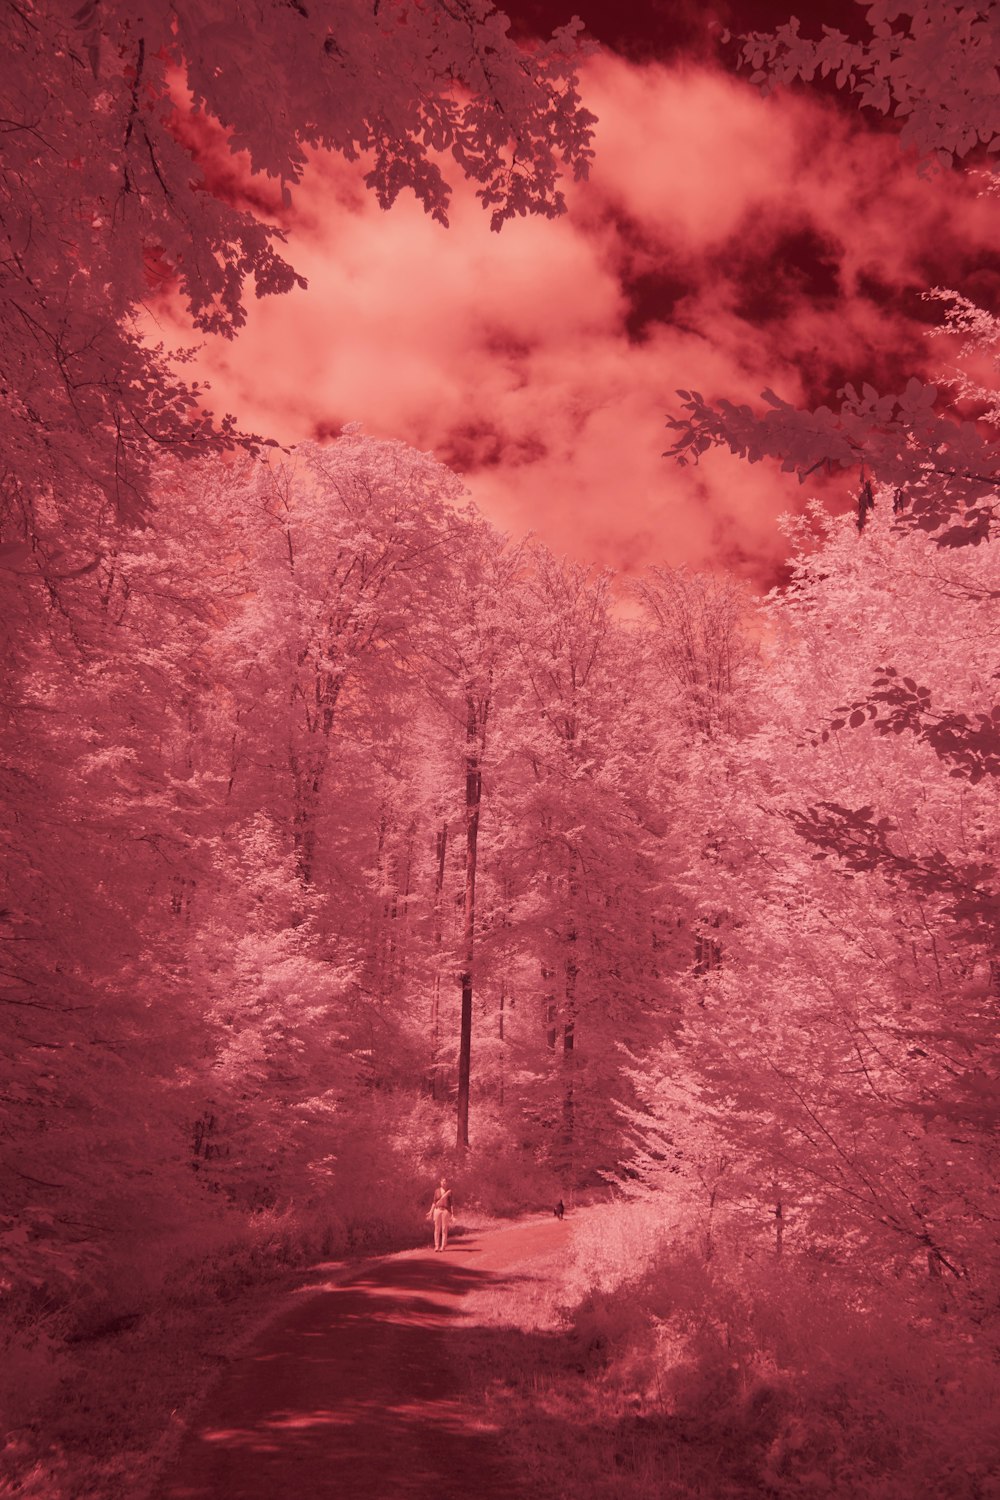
<box><xmin>428</xmin><ymin>1177</ymin><xmax>453</xmax><ymax>1251</ymax></box>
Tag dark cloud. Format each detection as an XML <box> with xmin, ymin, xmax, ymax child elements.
<box><xmin>503</xmin><ymin>0</ymin><xmax>716</xmax><ymax>61</ymax></box>
<box><xmin>724</xmin><ymin>0</ymin><xmax>868</xmax><ymax>41</ymax></box>
<box><xmin>623</xmin><ymin>266</ymin><xmax>697</xmax><ymax>343</ymax></box>
<box><xmin>724</xmin><ymin>222</ymin><xmax>844</xmax><ymax>325</ymax></box>
<box><xmin>503</xmin><ymin>0</ymin><xmax>873</xmax><ymax>65</ymax></box>
<box><xmin>854</xmin><ymin>268</ymin><xmax>934</xmax><ymax>323</ymax></box>
<box><xmin>961</xmin><ymin>264</ymin><xmax>1000</xmax><ymax>317</ymax></box>
<box><xmin>915</xmin><ymin>246</ymin><xmax>1000</xmax><ymax>315</ymax></box>
<box><xmin>792</xmin><ymin>338</ymin><xmax>933</xmax><ymax>412</ymax></box>
<box><xmin>313</xmin><ymin>419</ymin><xmax>351</xmax><ymax>442</ymax></box>
<box><xmin>440</xmin><ymin>424</ymin><xmax>549</xmax><ymax>473</ymax></box>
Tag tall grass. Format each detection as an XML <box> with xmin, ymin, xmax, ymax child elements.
<box><xmin>457</xmin><ymin>1198</ymin><xmax>1000</xmax><ymax>1500</ymax></box>
<box><xmin>0</xmin><ymin>1089</ymin><xmax>481</xmax><ymax>1499</ymax></box>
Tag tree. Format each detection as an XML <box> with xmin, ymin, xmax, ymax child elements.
<box><xmin>416</xmin><ymin>524</ymin><xmax>525</xmax><ymax>1147</ymax></box>
<box><xmin>668</xmin><ymin>2</ymin><xmax>1000</xmax><ymax>549</ymax></box>
<box><xmin>667</xmin><ymin>377</ymin><xmax>999</xmax><ymax>547</ymax></box>
<box><xmin>631</xmin><ymin>503</ymin><xmax>1000</xmax><ymax>1284</ymax></box>
<box><xmin>0</xmin><ymin>431</ymin><xmax>462</xmax><ymax>1313</ymax></box>
<box><xmin>0</xmin><ymin>452</ymin><xmax>241</xmax><ymax>1307</ymax></box>
<box><xmin>224</xmin><ymin>435</ymin><xmax>462</xmax><ymax>884</ymax></box>
<box><xmin>629</xmin><ymin>566</ymin><xmax>756</xmax><ymax>741</ymax></box>
<box><xmin>0</xmin><ymin>0</ymin><xmax>595</xmax><ymax>532</ymax></box>
<box><xmin>494</xmin><ymin>546</ymin><xmax>673</xmax><ymax>1177</ymax></box>
<box><xmin>741</xmin><ymin>1</ymin><xmax>1000</xmax><ymax>168</ymax></box>
<box><xmin>665</xmin><ymin>0</ymin><xmax>1000</xmax><ymax>942</ymax></box>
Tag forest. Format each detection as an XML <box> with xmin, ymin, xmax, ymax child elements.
<box><xmin>1</xmin><ymin>2</ymin><xmax>999</xmax><ymax>1497</ymax></box>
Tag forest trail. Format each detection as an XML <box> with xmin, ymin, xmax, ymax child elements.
<box><xmin>156</xmin><ymin>1216</ymin><xmax>570</xmax><ymax>1500</ymax></box>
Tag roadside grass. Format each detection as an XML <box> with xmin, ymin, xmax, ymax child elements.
<box><xmin>0</xmin><ymin>1207</ymin><xmax>432</xmax><ymax>1500</ymax></box>
<box><xmin>0</xmin><ymin>1140</ymin><xmax>542</xmax><ymax>1500</ymax></box>
<box><xmin>9</xmin><ymin>1197</ymin><xmax>998</xmax><ymax>1500</ymax></box>
<box><xmin>451</xmin><ymin>1201</ymin><xmax>689</xmax><ymax>1500</ymax></box>
<box><xmin>2</xmin><ymin>1279</ymin><xmax>274</xmax><ymax>1500</ymax></box>
<box><xmin>451</xmin><ymin>1201</ymin><xmax>1000</xmax><ymax>1500</ymax></box>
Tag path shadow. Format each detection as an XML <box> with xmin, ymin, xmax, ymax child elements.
<box><xmin>156</xmin><ymin>1248</ymin><xmax>559</xmax><ymax>1500</ymax></box>
<box><xmin>344</xmin><ymin>1252</ymin><xmax>495</xmax><ymax>1295</ymax></box>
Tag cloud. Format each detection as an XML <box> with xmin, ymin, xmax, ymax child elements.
<box><xmin>146</xmin><ymin>49</ymin><xmax>994</xmax><ymax>588</ymax></box>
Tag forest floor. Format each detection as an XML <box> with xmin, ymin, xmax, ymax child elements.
<box><xmin>152</xmin><ymin>1214</ymin><xmax>579</xmax><ymax>1500</ymax></box>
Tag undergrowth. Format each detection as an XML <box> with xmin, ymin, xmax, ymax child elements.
<box><xmin>0</xmin><ymin>1202</ymin><xmax>426</xmax><ymax>1500</ymax></box>
<box><xmin>455</xmin><ymin>1200</ymin><xmax>1000</xmax><ymax>1500</ymax></box>
<box><xmin>1</xmin><ymin>1088</ymin><xmax>463</xmax><ymax>1500</ymax></box>
<box><xmin>0</xmin><ymin>1094</ymin><xmax>559</xmax><ymax>1500</ymax></box>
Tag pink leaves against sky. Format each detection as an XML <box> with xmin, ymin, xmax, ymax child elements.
<box><xmin>153</xmin><ymin>42</ymin><xmax>997</xmax><ymax>587</ymax></box>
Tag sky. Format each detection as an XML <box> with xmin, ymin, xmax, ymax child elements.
<box><xmin>153</xmin><ymin>1</ymin><xmax>999</xmax><ymax>589</ymax></box>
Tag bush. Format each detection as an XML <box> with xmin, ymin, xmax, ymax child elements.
<box><xmin>458</xmin><ymin>1106</ymin><xmax>564</xmax><ymax>1216</ymax></box>
<box><xmin>563</xmin><ymin>1214</ymin><xmax>1000</xmax><ymax>1500</ymax></box>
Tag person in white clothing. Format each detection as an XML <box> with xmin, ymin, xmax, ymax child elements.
<box><xmin>428</xmin><ymin>1177</ymin><xmax>453</xmax><ymax>1251</ymax></box>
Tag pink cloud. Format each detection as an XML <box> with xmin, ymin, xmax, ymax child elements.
<box><xmin>145</xmin><ymin>49</ymin><xmax>994</xmax><ymax>587</ymax></box>
<box><xmin>579</xmin><ymin>55</ymin><xmax>805</xmax><ymax>246</ymax></box>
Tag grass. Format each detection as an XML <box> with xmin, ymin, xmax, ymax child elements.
<box><xmin>448</xmin><ymin>1203</ymin><xmax>683</xmax><ymax>1500</ymax></box>
<box><xmin>2</xmin><ymin>1283</ymin><xmax>270</xmax><ymax>1500</ymax></box>
<box><xmin>0</xmin><ymin>1209</ymin><xmax>438</xmax><ymax>1500</ymax></box>
<box><xmin>9</xmin><ymin>1198</ymin><xmax>998</xmax><ymax>1500</ymax></box>
<box><xmin>447</xmin><ymin>1201</ymin><xmax>1000</xmax><ymax>1500</ymax></box>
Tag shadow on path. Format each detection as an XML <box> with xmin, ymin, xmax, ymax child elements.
<box><xmin>157</xmin><ymin>1222</ymin><xmax>568</xmax><ymax>1500</ymax></box>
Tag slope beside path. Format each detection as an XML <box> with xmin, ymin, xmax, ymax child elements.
<box><xmin>155</xmin><ymin>1216</ymin><xmax>570</xmax><ymax>1500</ymax></box>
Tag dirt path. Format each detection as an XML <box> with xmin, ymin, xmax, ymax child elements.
<box><xmin>156</xmin><ymin>1216</ymin><xmax>570</xmax><ymax>1500</ymax></box>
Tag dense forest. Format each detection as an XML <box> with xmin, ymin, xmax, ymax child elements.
<box><xmin>2</xmin><ymin>2</ymin><xmax>999</xmax><ymax>1497</ymax></box>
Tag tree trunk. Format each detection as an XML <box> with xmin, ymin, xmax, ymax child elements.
<box><xmin>542</xmin><ymin>964</ymin><xmax>557</xmax><ymax>1048</ymax></box>
<box><xmin>562</xmin><ymin>934</ymin><xmax>577</xmax><ymax>1159</ymax></box>
<box><xmin>429</xmin><ymin>820</ymin><xmax>448</xmax><ymax>1098</ymax></box>
<box><xmin>290</xmin><ymin>744</ymin><xmax>329</xmax><ymax>885</ymax></box>
<box><xmin>457</xmin><ymin>696</ymin><xmax>482</xmax><ymax>1149</ymax></box>
<box><xmin>289</xmin><ymin>665</ymin><xmax>344</xmax><ymax>884</ymax></box>
<box><xmin>457</xmin><ymin>969</ymin><xmax>473</xmax><ymax>1148</ymax></box>
<box><xmin>498</xmin><ymin>981</ymin><xmax>505</xmax><ymax>1107</ymax></box>
<box><xmin>395</xmin><ymin>818</ymin><xmax>416</xmax><ymax>990</ymax></box>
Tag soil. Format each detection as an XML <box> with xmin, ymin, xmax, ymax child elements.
<box><xmin>154</xmin><ymin>1215</ymin><xmax>570</xmax><ymax>1500</ymax></box>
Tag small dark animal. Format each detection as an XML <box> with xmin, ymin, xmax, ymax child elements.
<box><xmin>554</xmin><ymin>1199</ymin><xmax>565</xmax><ymax>1220</ymax></box>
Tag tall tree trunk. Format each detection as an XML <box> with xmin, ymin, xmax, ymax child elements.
<box><xmin>542</xmin><ymin>964</ymin><xmax>557</xmax><ymax>1048</ymax></box>
<box><xmin>562</xmin><ymin>929</ymin><xmax>577</xmax><ymax>1159</ymax></box>
<box><xmin>394</xmin><ymin>818</ymin><xmax>416</xmax><ymax>991</ymax></box>
<box><xmin>498</xmin><ymin>980</ymin><xmax>506</xmax><ymax>1107</ymax></box>
<box><xmin>289</xmin><ymin>666</ymin><xmax>343</xmax><ymax>884</ymax></box>
<box><xmin>457</xmin><ymin>695</ymin><xmax>482</xmax><ymax>1149</ymax></box>
<box><xmin>497</xmin><ymin>877</ymin><xmax>512</xmax><ymax>1106</ymax></box>
<box><xmin>290</xmin><ymin>751</ymin><xmax>325</xmax><ymax>884</ymax></box>
<box><xmin>429</xmin><ymin>819</ymin><xmax>448</xmax><ymax>1098</ymax></box>
<box><xmin>560</xmin><ymin>849</ymin><xmax>579</xmax><ymax>1163</ymax></box>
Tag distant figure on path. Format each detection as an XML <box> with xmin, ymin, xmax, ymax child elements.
<box><xmin>428</xmin><ymin>1177</ymin><xmax>453</xmax><ymax>1251</ymax></box>
<box><xmin>554</xmin><ymin>1198</ymin><xmax>565</xmax><ymax>1220</ymax></box>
